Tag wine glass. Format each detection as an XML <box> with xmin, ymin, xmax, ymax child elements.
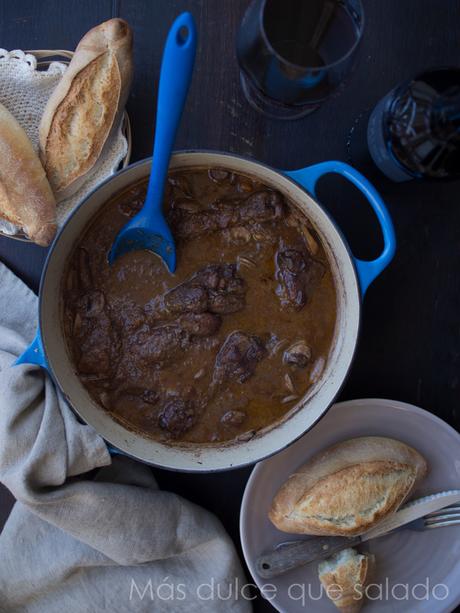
<box><xmin>236</xmin><ymin>0</ymin><xmax>364</xmax><ymax>120</ymax></box>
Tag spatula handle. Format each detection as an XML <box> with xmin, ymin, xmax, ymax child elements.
<box><xmin>144</xmin><ymin>12</ymin><xmax>197</xmax><ymax>216</ymax></box>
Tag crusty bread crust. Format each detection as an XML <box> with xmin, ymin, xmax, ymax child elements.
<box><xmin>0</xmin><ymin>102</ymin><xmax>56</xmax><ymax>245</ymax></box>
<box><xmin>318</xmin><ymin>548</ymin><xmax>375</xmax><ymax>613</ymax></box>
<box><xmin>39</xmin><ymin>18</ymin><xmax>133</xmax><ymax>198</ymax></box>
<box><xmin>269</xmin><ymin>436</ymin><xmax>427</xmax><ymax>536</ymax></box>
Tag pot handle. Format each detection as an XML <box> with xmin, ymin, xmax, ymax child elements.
<box><xmin>15</xmin><ymin>328</ymin><xmax>49</xmax><ymax>369</ymax></box>
<box><xmin>15</xmin><ymin>330</ymin><xmax>124</xmax><ymax>457</ymax></box>
<box><xmin>283</xmin><ymin>161</ymin><xmax>396</xmax><ymax>295</ymax></box>
<box><xmin>16</xmin><ymin>331</ymin><xmax>122</xmax><ymax>457</ymax></box>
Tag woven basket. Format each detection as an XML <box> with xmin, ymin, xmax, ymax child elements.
<box><xmin>1</xmin><ymin>49</ymin><xmax>132</xmax><ymax>243</ymax></box>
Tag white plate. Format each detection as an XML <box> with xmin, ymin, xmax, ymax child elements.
<box><xmin>240</xmin><ymin>399</ymin><xmax>460</xmax><ymax>613</ymax></box>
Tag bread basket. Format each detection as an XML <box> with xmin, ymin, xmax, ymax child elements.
<box><xmin>0</xmin><ymin>49</ymin><xmax>132</xmax><ymax>243</ymax></box>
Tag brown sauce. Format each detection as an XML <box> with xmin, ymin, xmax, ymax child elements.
<box><xmin>62</xmin><ymin>167</ymin><xmax>337</xmax><ymax>444</ymax></box>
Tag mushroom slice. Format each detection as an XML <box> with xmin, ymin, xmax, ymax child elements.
<box><xmin>301</xmin><ymin>224</ymin><xmax>320</xmax><ymax>256</ymax></box>
<box><xmin>284</xmin><ymin>373</ymin><xmax>296</xmax><ymax>394</ymax></box>
<box><xmin>310</xmin><ymin>357</ymin><xmax>326</xmax><ymax>384</ymax></box>
<box><xmin>281</xmin><ymin>394</ymin><xmax>299</xmax><ymax>404</ymax></box>
<box><xmin>283</xmin><ymin>341</ymin><xmax>312</xmax><ymax>368</ymax></box>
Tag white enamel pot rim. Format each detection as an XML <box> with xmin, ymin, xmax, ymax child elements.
<box><xmin>34</xmin><ymin>150</ymin><xmax>394</xmax><ymax>472</ymax></box>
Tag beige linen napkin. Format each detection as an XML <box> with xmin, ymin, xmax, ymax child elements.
<box><xmin>0</xmin><ymin>262</ymin><xmax>251</xmax><ymax>612</ymax></box>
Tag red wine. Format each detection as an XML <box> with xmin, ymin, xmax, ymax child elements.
<box><xmin>368</xmin><ymin>68</ymin><xmax>460</xmax><ymax>181</ymax></box>
<box><xmin>263</xmin><ymin>0</ymin><xmax>358</xmax><ymax>68</ymax></box>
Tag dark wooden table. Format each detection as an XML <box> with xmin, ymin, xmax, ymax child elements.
<box><xmin>0</xmin><ymin>1</ymin><xmax>459</xmax><ymax>610</ymax></box>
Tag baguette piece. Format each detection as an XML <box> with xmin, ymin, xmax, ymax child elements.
<box><xmin>269</xmin><ymin>436</ymin><xmax>427</xmax><ymax>536</ymax></box>
<box><xmin>39</xmin><ymin>18</ymin><xmax>133</xmax><ymax>198</ymax></box>
<box><xmin>318</xmin><ymin>548</ymin><xmax>375</xmax><ymax>613</ymax></box>
<box><xmin>0</xmin><ymin>103</ymin><xmax>56</xmax><ymax>246</ymax></box>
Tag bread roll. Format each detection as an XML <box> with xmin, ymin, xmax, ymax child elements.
<box><xmin>39</xmin><ymin>18</ymin><xmax>133</xmax><ymax>198</ymax></box>
<box><xmin>0</xmin><ymin>103</ymin><xmax>56</xmax><ymax>246</ymax></box>
<box><xmin>318</xmin><ymin>548</ymin><xmax>375</xmax><ymax>613</ymax></box>
<box><xmin>269</xmin><ymin>436</ymin><xmax>427</xmax><ymax>536</ymax></box>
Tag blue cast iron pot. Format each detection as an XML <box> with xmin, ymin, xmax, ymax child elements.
<box><xmin>16</xmin><ymin>151</ymin><xmax>396</xmax><ymax>472</ymax></box>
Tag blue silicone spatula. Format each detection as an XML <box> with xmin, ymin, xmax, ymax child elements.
<box><xmin>109</xmin><ymin>12</ymin><xmax>197</xmax><ymax>272</ymax></box>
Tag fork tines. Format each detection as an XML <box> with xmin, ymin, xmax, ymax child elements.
<box><xmin>422</xmin><ymin>503</ymin><xmax>460</xmax><ymax>529</ymax></box>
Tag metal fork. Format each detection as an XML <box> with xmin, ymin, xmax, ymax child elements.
<box><xmin>403</xmin><ymin>504</ymin><xmax>460</xmax><ymax>531</ymax></box>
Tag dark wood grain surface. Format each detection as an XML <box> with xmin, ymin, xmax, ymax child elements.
<box><xmin>0</xmin><ymin>1</ymin><xmax>459</xmax><ymax>610</ymax></box>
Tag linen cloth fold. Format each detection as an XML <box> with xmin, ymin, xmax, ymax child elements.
<box><xmin>0</xmin><ymin>263</ymin><xmax>251</xmax><ymax>612</ymax></box>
